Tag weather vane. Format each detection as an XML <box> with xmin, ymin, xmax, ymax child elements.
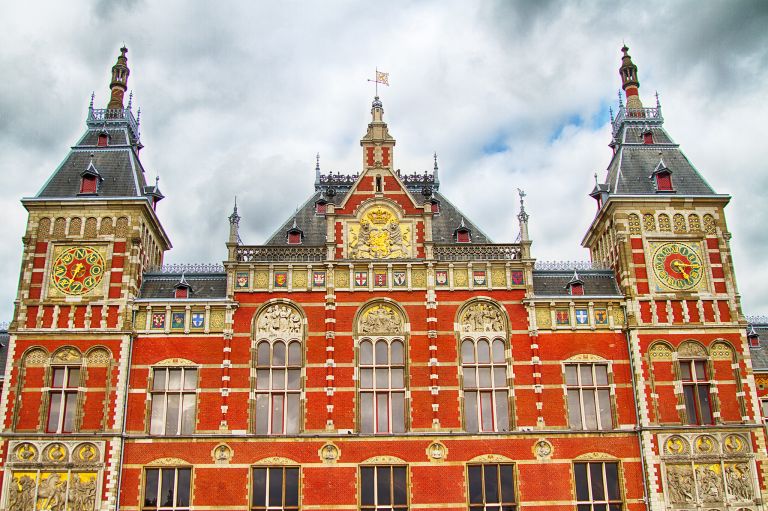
<box><xmin>367</xmin><ymin>68</ymin><xmax>389</xmax><ymax>97</ymax></box>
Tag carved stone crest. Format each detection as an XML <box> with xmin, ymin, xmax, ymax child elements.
<box><xmin>359</xmin><ymin>304</ymin><xmax>403</xmax><ymax>335</ymax></box>
<box><xmin>14</xmin><ymin>443</ymin><xmax>37</xmax><ymax>463</ymax></box>
<box><xmin>695</xmin><ymin>435</ymin><xmax>717</xmax><ymax>455</ymax></box>
<box><xmin>460</xmin><ymin>302</ymin><xmax>505</xmax><ymax>333</ymax></box>
<box><xmin>257</xmin><ymin>304</ymin><xmax>303</xmax><ymax>336</ymax></box>
<box><xmin>44</xmin><ymin>443</ymin><xmax>68</xmax><ymax>463</ymax></box>
<box><xmin>664</xmin><ymin>435</ymin><xmax>689</xmax><ymax>456</ymax></box>
<box><xmin>678</xmin><ymin>341</ymin><xmax>706</xmax><ymax>358</ymax></box>
<box><xmin>75</xmin><ymin>443</ymin><xmax>99</xmax><ymax>463</ymax></box>
<box><xmin>348</xmin><ymin>206</ymin><xmax>412</xmax><ymax>259</ymax></box>
<box><xmin>53</xmin><ymin>347</ymin><xmax>81</xmax><ymax>363</ymax></box>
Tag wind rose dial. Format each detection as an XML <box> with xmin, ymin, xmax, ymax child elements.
<box><xmin>51</xmin><ymin>246</ymin><xmax>106</xmax><ymax>296</ymax></box>
<box><xmin>651</xmin><ymin>242</ymin><xmax>704</xmax><ymax>291</ymax></box>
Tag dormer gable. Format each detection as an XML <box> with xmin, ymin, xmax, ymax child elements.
<box><xmin>650</xmin><ymin>157</ymin><xmax>674</xmax><ymax>192</ymax></box>
<box><xmin>565</xmin><ymin>270</ymin><xmax>585</xmax><ymax>296</ymax></box>
<box><xmin>79</xmin><ymin>155</ymin><xmax>103</xmax><ymax>195</ymax></box>
<box><xmin>454</xmin><ymin>218</ymin><xmax>472</xmax><ymax>243</ymax></box>
<box><xmin>286</xmin><ymin>219</ymin><xmax>303</xmax><ymax>245</ymax></box>
<box><xmin>174</xmin><ymin>274</ymin><xmax>192</xmax><ymax>299</ymax></box>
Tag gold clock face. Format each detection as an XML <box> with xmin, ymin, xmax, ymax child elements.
<box><xmin>51</xmin><ymin>246</ymin><xmax>106</xmax><ymax>296</ymax></box>
<box><xmin>651</xmin><ymin>242</ymin><xmax>704</xmax><ymax>291</ymax></box>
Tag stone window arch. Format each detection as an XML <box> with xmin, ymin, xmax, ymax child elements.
<box><xmin>45</xmin><ymin>347</ymin><xmax>85</xmax><ymax>434</ymax></box>
<box><xmin>457</xmin><ymin>299</ymin><xmax>512</xmax><ymax>432</ymax></box>
<box><xmin>563</xmin><ymin>355</ymin><xmax>614</xmax><ymax>430</ymax></box>
<box><xmin>355</xmin><ymin>301</ymin><xmax>408</xmax><ymax>434</ymax></box>
<box><xmin>675</xmin><ymin>340</ymin><xmax>715</xmax><ymax>425</ymax></box>
<box><xmin>252</xmin><ymin>301</ymin><xmax>305</xmax><ymax>435</ymax></box>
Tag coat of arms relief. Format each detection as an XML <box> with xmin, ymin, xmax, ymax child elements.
<box><xmin>347</xmin><ymin>206</ymin><xmax>412</xmax><ymax>259</ymax></box>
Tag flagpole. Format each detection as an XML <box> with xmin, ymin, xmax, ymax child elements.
<box><xmin>375</xmin><ymin>66</ymin><xmax>378</xmax><ymax>97</ymax></box>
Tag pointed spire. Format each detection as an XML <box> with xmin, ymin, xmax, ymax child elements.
<box><xmin>619</xmin><ymin>45</ymin><xmax>643</xmax><ymax>110</ymax></box>
<box><xmin>617</xmin><ymin>90</ymin><xmax>624</xmax><ymax>109</ymax></box>
<box><xmin>228</xmin><ymin>196</ymin><xmax>241</xmax><ymax>245</ymax></box>
<box><xmin>127</xmin><ymin>90</ymin><xmax>133</xmax><ymax>110</ymax></box>
<box><xmin>609</xmin><ymin>106</ymin><xmax>614</xmax><ymax>124</ymax></box>
<box><xmin>89</xmin><ymin>91</ymin><xmax>95</xmax><ymax>110</ymax></box>
<box><xmin>517</xmin><ymin>188</ymin><xmax>530</xmax><ymax>242</ymax></box>
<box><xmin>433</xmin><ymin>152</ymin><xmax>440</xmax><ymax>187</ymax></box>
<box><xmin>107</xmin><ymin>46</ymin><xmax>130</xmax><ymax>110</ymax></box>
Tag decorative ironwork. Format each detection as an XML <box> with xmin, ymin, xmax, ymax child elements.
<box><xmin>746</xmin><ymin>315</ymin><xmax>768</xmax><ymax>325</ymax></box>
<box><xmin>433</xmin><ymin>244</ymin><xmax>521</xmax><ymax>261</ymax></box>
<box><xmin>148</xmin><ymin>263</ymin><xmax>225</xmax><ymax>274</ymax></box>
<box><xmin>534</xmin><ymin>260</ymin><xmax>612</xmax><ymax>271</ymax></box>
<box><xmin>236</xmin><ymin>246</ymin><xmax>325</xmax><ymax>263</ymax></box>
<box><xmin>87</xmin><ymin>107</ymin><xmax>139</xmax><ymax>139</ymax></box>
<box><xmin>611</xmin><ymin>106</ymin><xmax>663</xmax><ymax>137</ymax></box>
<box><xmin>395</xmin><ymin>169</ymin><xmax>438</xmax><ymax>192</ymax></box>
<box><xmin>318</xmin><ymin>172</ymin><xmax>359</xmax><ymax>186</ymax></box>
<box><xmin>0</xmin><ymin>321</ymin><xmax>8</xmax><ymax>331</ymax></box>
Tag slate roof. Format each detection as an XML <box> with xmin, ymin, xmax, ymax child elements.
<box><xmin>36</xmin><ymin>113</ymin><xmax>152</xmax><ymax>200</ymax></box>
<box><xmin>747</xmin><ymin>323</ymin><xmax>768</xmax><ymax>371</ymax></box>
<box><xmin>263</xmin><ymin>188</ymin><xmax>490</xmax><ymax>246</ymax></box>
<box><xmin>139</xmin><ymin>273</ymin><xmax>227</xmax><ymax>299</ymax></box>
<box><xmin>532</xmin><ymin>270</ymin><xmax>622</xmax><ymax>297</ymax></box>
<box><xmin>601</xmin><ymin>120</ymin><xmax>717</xmax><ymax>197</ymax></box>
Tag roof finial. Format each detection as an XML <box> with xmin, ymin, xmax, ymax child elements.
<box><xmin>107</xmin><ymin>46</ymin><xmax>130</xmax><ymax>110</ymax></box>
<box><xmin>229</xmin><ymin>196</ymin><xmax>241</xmax><ymax>244</ymax></box>
<box><xmin>594</xmin><ymin>172</ymin><xmax>598</xmax><ymax>185</ymax></box>
<box><xmin>315</xmin><ymin>153</ymin><xmax>320</xmax><ymax>171</ymax></box>
<box><xmin>609</xmin><ymin>106</ymin><xmax>614</xmax><ymax>123</ymax></box>
<box><xmin>155</xmin><ymin>175</ymin><xmax>160</xmax><ymax>187</ymax></box>
<box><xmin>89</xmin><ymin>92</ymin><xmax>95</xmax><ymax>110</ymax></box>
<box><xmin>517</xmin><ymin>188</ymin><xmax>530</xmax><ymax>243</ymax></box>
<box><xmin>619</xmin><ymin>44</ymin><xmax>643</xmax><ymax>110</ymax></box>
<box><xmin>127</xmin><ymin>90</ymin><xmax>133</xmax><ymax>110</ymax></box>
<box><xmin>618</xmin><ymin>90</ymin><xmax>624</xmax><ymax>108</ymax></box>
<box><xmin>655</xmin><ymin>90</ymin><xmax>661</xmax><ymax>109</ymax></box>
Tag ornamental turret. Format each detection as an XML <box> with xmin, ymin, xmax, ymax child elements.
<box><xmin>619</xmin><ymin>45</ymin><xmax>643</xmax><ymax>110</ymax></box>
<box><xmin>107</xmin><ymin>46</ymin><xmax>130</xmax><ymax>109</ymax></box>
<box><xmin>360</xmin><ymin>96</ymin><xmax>396</xmax><ymax>170</ymax></box>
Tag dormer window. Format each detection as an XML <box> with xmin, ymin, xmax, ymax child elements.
<box><xmin>431</xmin><ymin>199</ymin><xmax>440</xmax><ymax>214</ymax></box>
<box><xmin>79</xmin><ymin>155</ymin><xmax>102</xmax><ymax>195</ymax></box>
<box><xmin>651</xmin><ymin>157</ymin><xmax>674</xmax><ymax>192</ymax></box>
<box><xmin>655</xmin><ymin>170</ymin><xmax>673</xmax><ymax>191</ymax></box>
<box><xmin>642</xmin><ymin>128</ymin><xmax>653</xmax><ymax>145</ymax></box>
<box><xmin>315</xmin><ymin>200</ymin><xmax>327</xmax><ymax>215</ymax></box>
<box><xmin>80</xmin><ymin>175</ymin><xmax>98</xmax><ymax>194</ymax></box>
<box><xmin>97</xmin><ymin>132</ymin><xmax>110</xmax><ymax>147</ymax></box>
<box><xmin>174</xmin><ymin>275</ymin><xmax>191</xmax><ymax>299</ymax></box>
<box><xmin>287</xmin><ymin>219</ymin><xmax>303</xmax><ymax>245</ymax></box>
<box><xmin>454</xmin><ymin>218</ymin><xmax>472</xmax><ymax>243</ymax></box>
<box><xmin>565</xmin><ymin>271</ymin><xmax>585</xmax><ymax>296</ymax></box>
<box><xmin>748</xmin><ymin>326</ymin><xmax>760</xmax><ymax>348</ymax></box>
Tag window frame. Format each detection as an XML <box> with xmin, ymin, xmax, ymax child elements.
<box><xmin>565</xmin><ymin>362</ymin><xmax>614</xmax><ymax>431</ymax></box>
<box><xmin>46</xmin><ymin>365</ymin><xmax>81</xmax><ymax>434</ymax></box>
<box><xmin>149</xmin><ymin>367</ymin><xmax>199</xmax><ymax>436</ymax></box>
<box><xmin>359</xmin><ymin>465</ymin><xmax>408</xmax><ymax>511</ymax></box>
<box><xmin>358</xmin><ymin>337</ymin><xmax>408</xmax><ymax>434</ymax></box>
<box><xmin>141</xmin><ymin>466</ymin><xmax>192</xmax><ymax>511</ymax></box>
<box><xmin>573</xmin><ymin>461</ymin><xmax>623</xmax><ymax>511</ymax></box>
<box><xmin>250</xmin><ymin>465</ymin><xmax>300</xmax><ymax>511</ymax></box>
<box><xmin>460</xmin><ymin>337</ymin><xmax>511</xmax><ymax>433</ymax></box>
<box><xmin>253</xmin><ymin>338</ymin><xmax>303</xmax><ymax>435</ymax></box>
<box><xmin>761</xmin><ymin>398</ymin><xmax>768</xmax><ymax>424</ymax></box>
<box><xmin>466</xmin><ymin>463</ymin><xmax>517</xmax><ymax>511</ymax></box>
<box><xmin>679</xmin><ymin>358</ymin><xmax>714</xmax><ymax>425</ymax></box>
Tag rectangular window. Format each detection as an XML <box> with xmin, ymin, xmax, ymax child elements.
<box><xmin>143</xmin><ymin>467</ymin><xmax>191</xmax><ymax>510</ymax></box>
<box><xmin>360</xmin><ymin>465</ymin><xmax>407</xmax><ymax>511</ymax></box>
<box><xmin>150</xmin><ymin>368</ymin><xmax>198</xmax><ymax>435</ymax></box>
<box><xmin>467</xmin><ymin>464</ymin><xmax>516</xmax><ymax>511</ymax></box>
<box><xmin>80</xmin><ymin>175</ymin><xmax>98</xmax><ymax>194</ymax></box>
<box><xmin>761</xmin><ymin>399</ymin><xmax>768</xmax><ymax>424</ymax></box>
<box><xmin>46</xmin><ymin>366</ymin><xmax>80</xmax><ymax>433</ymax></box>
<box><xmin>680</xmin><ymin>359</ymin><xmax>713</xmax><ymax>425</ymax></box>
<box><xmin>574</xmin><ymin>462</ymin><xmax>622</xmax><ymax>511</ymax></box>
<box><xmin>566</xmin><ymin>363</ymin><xmax>612</xmax><ymax>430</ymax></box>
<box><xmin>656</xmin><ymin>173</ymin><xmax>672</xmax><ymax>191</ymax></box>
<box><xmin>461</xmin><ymin>339</ymin><xmax>510</xmax><ymax>433</ymax></box>
<box><xmin>359</xmin><ymin>340</ymin><xmax>406</xmax><ymax>434</ymax></box>
<box><xmin>255</xmin><ymin>340</ymin><xmax>302</xmax><ymax>434</ymax></box>
<box><xmin>251</xmin><ymin>466</ymin><xmax>299</xmax><ymax>511</ymax></box>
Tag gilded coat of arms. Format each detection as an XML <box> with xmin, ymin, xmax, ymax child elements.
<box><xmin>348</xmin><ymin>207</ymin><xmax>411</xmax><ymax>259</ymax></box>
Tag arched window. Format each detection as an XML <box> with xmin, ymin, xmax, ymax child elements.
<box><xmin>253</xmin><ymin>303</ymin><xmax>304</xmax><ymax>435</ymax></box>
<box><xmin>46</xmin><ymin>348</ymin><xmax>84</xmax><ymax>434</ymax></box>
<box><xmin>357</xmin><ymin>303</ymin><xmax>407</xmax><ymax>434</ymax></box>
<box><xmin>677</xmin><ymin>341</ymin><xmax>713</xmax><ymax>426</ymax></box>
<box><xmin>458</xmin><ymin>301</ymin><xmax>510</xmax><ymax>432</ymax></box>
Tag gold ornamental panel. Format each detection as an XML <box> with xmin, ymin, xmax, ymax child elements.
<box><xmin>347</xmin><ymin>205</ymin><xmax>413</xmax><ymax>259</ymax></box>
<box><xmin>454</xmin><ymin>269</ymin><xmax>468</xmax><ymax>287</ymax></box>
<box><xmin>334</xmin><ymin>269</ymin><xmax>350</xmax><ymax>288</ymax></box>
<box><xmin>358</xmin><ymin>303</ymin><xmax>404</xmax><ymax>335</ymax></box>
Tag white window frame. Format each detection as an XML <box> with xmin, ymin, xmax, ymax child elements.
<box><xmin>358</xmin><ymin>337</ymin><xmax>407</xmax><ymax>434</ymax></box>
<box><xmin>149</xmin><ymin>367</ymin><xmax>198</xmax><ymax>435</ymax></box>
<box><xmin>254</xmin><ymin>339</ymin><xmax>302</xmax><ymax>435</ymax></box>
<box><xmin>565</xmin><ymin>362</ymin><xmax>613</xmax><ymax>431</ymax></box>
<box><xmin>460</xmin><ymin>337</ymin><xmax>510</xmax><ymax>432</ymax></box>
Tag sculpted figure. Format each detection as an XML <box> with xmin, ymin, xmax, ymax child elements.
<box><xmin>37</xmin><ymin>473</ymin><xmax>66</xmax><ymax>511</ymax></box>
<box><xmin>8</xmin><ymin>475</ymin><xmax>36</xmax><ymax>511</ymax></box>
<box><xmin>258</xmin><ymin>305</ymin><xmax>301</xmax><ymax>336</ymax></box>
<box><xmin>697</xmin><ymin>466</ymin><xmax>722</xmax><ymax>502</ymax></box>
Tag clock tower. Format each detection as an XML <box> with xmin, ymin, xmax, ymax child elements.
<box><xmin>583</xmin><ymin>47</ymin><xmax>767</xmax><ymax>509</ymax></box>
<box><xmin>1</xmin><ymin>48</ymin><xmax>170</xmax><ymax>510</ymax></box>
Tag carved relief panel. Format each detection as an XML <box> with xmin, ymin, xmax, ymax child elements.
<box><xmin>346</xmin><ymin>204</ymin><xmax>414</xmax><ymax>259</ymax></box>
<box><xmin>459</xmin><ymin>301</ymin><xmax>506</xmax><ymax>334</ymax></box>
<box><xmin>660</xmin><ymin>432</ymin><xmax>757</xmax><ymax>510</ymax></box>
<box><xmin>5</xmin><ymin>440</ymin><xmax>105</xmax><ymax>511</ymax></box>
<box><xmin>255</xmin><ymin>303</ymin><xmax>304</xmax><ymax>338</ymax></box>
<box><xmin>358</xmin><ymin>303</ymin><xmax>404</xmax><ymax>335</ymax></box>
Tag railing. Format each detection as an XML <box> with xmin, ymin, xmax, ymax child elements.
<box><xmin>611</xmin><ymin>106</ymin><xmax>663</xmax><ymax>136</ymax></box>
<box><xmin>534</xmin><ymin>260</ymin><xmax>612</xmax><ymax>271</ymax></box>
<box><xmin>433</xmin><ymin>244</ymin><xmax>521</xmax><ymax>261</ymax></box>
<box><xmin>87</xmin><ymin>107</ymin><xmax>140</xmax><ymax>138</ymax></box>
<box><xmin>746</xmin><ymin>315</ymin><xmax>768</xmax><ymax>325</ymax></box>
<box><xmin>0</xmin><ymin>321</ymin><xmax>8</xmax><ymax>331</ymax></box>
<box><xmin>147</xmin><ymin>263</ymin><xmax>225</xmax><ymax>274</ymax></box>
<box><xmin>236</xmin><ymin>246</ymin><xmax>326</xmax><ymax>263</ymax></box>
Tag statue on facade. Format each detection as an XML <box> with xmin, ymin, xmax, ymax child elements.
<box><xmin>461</xmin><ymin>303</ymin><xmax>504</xmax><ymax>333</ymax></box>
<box><xmin>360</xmin><ymin>305</ymin><xmax>402</xmax><ymax>335</ymax></box>
<box><xmin>8</xmin><ymin>475</ymin><xmax>35</xmax><ymax>511</ymax></box>
<box><xmin>666</xmin><ymin>466</ymin><xmax>694</xmax><ymax>503</ymax></box>
<box><xmin>257</xmin><ymin>305</ymin><xmax>301</xmax><ymax>336</ymax></box>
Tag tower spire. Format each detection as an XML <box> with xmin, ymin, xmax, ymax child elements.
<box><xmin>619</xmin><ymin>45</ymin><xmax>643</xmax><ymax>110</ymax></box>
<box><xmin>107</xmin><ymin>46</ymin><xmax>130</xmax><ymax>110</ymax></box>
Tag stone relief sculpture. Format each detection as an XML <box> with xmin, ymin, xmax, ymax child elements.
<box><xmin>8</xmin><ymin>475</ymin><xmax>35</xmax><ymax>511</ymax></box>
<box><xmin>725</xmin><ymin>464</ymin><xmax>753</xmax><ymax>501</ymax></box>
<box><xmin>696</xmin><ymin>465</ymin><xmax>722</xmax><ymax>502</ymax></box>
<box><xmin>67</xmin><ymin>476</ymin><xmax>97</xmax><ymax>511</ymax></box>
<box><xmin>348</xmin><ymin>207</ymin><xmax>411</xmax><ymax>259</ymax></box>
<box><xmin>666</xmin><ymin>465</ymin><xmax>694</xmax><ymax>503</ymax></box>
<box><xmin>460</xmin><ymin>302</ymin><xmax>505</xmax><ymax>333</ymax></box>
<box><xmin>359</xmin><ymin>304</ymin><xmax>403</xmax><ymax>335</ymax></box>
<box><xmin>257</xmin><ymin>305</ymin><xmax>302</xmax><ymax>336</ymax></box>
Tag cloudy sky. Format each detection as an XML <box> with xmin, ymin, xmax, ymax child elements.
<box><xmin>0</xmin><ymin>1</ymin><xmax>767</xmax><ymax>322</ymax></box>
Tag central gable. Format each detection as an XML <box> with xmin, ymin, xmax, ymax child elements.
<box><xmin>345</xmin><ymin>201</ymin><xmax>415</xmax><ymax>260</ymax></box>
